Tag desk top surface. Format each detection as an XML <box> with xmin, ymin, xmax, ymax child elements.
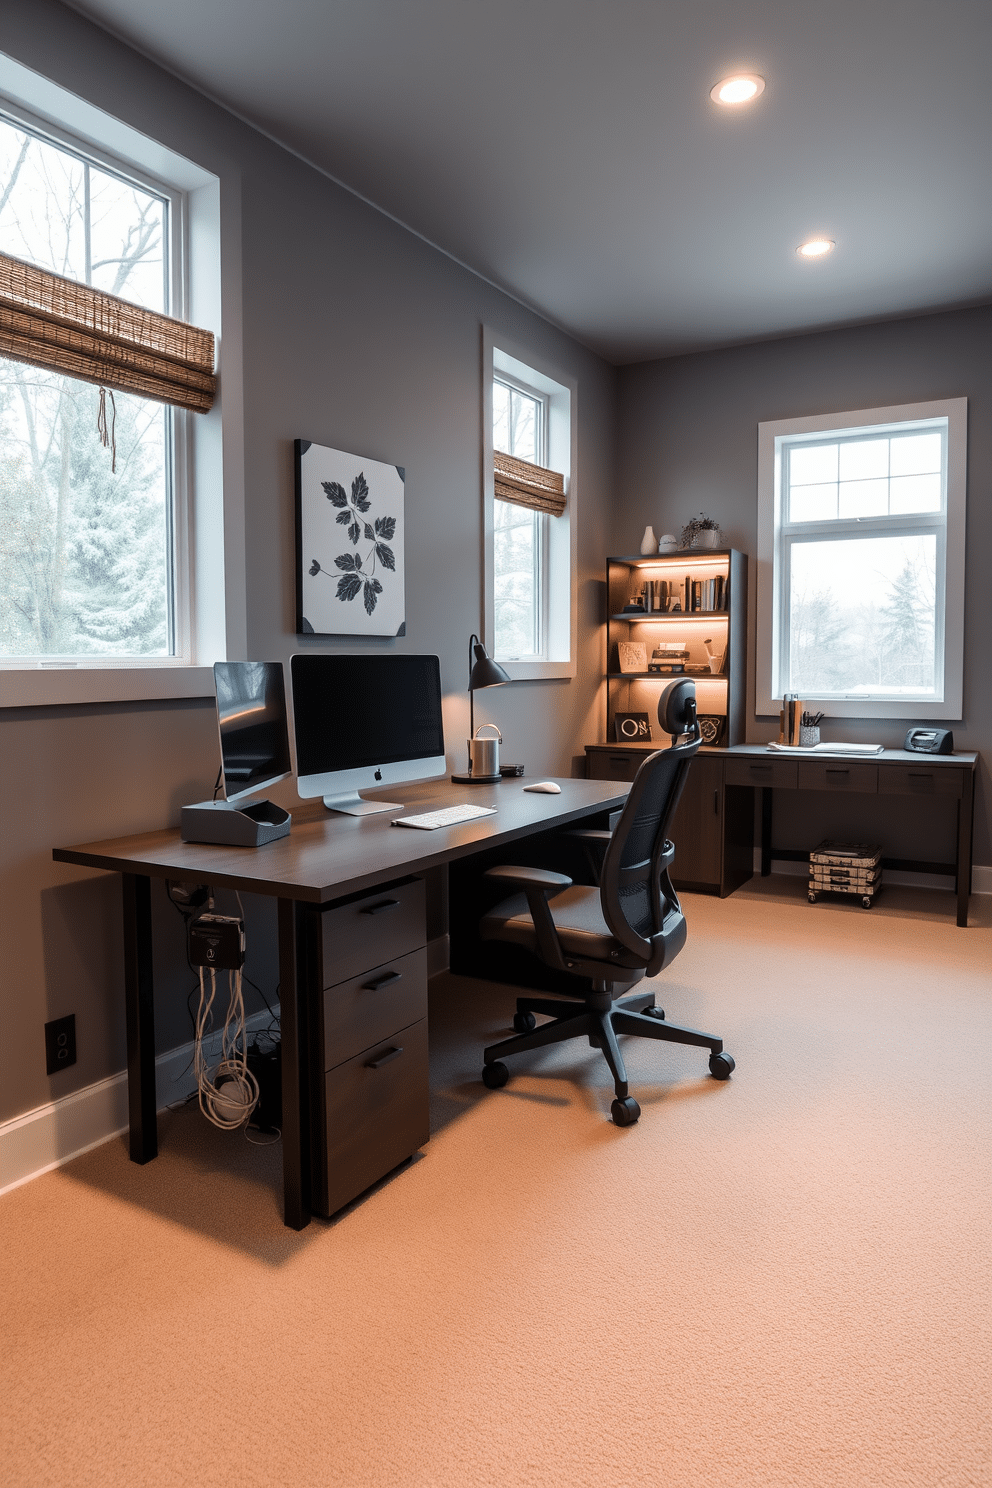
<box><xmin>53</xmin><ymin>776</ymin><xmax>629</xmax><ymax>904</ymax></box>
<box><xmin>723</xmin><ymin>743</ymin><xmax>978</xmax><ymax>767</ymax></box>
<box><xmin>587</xmin><ymin>741</ymin><xmax>977</xmax><ymax>767</ymax></box>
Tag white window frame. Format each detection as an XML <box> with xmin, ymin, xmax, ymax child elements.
<box><xmin>756</xmin><ymin>398</ymin><xmax>967</xmax><ymax>721</ymax></box>
<box><xmin>0</xmin><ymin>52</ymin><xmax>244</xmax><ymax>707</ymax></box>
<box><xmin>483</xmin><ymin>327</ymin><xmax>576</xmax><ymax>681</ymax></box>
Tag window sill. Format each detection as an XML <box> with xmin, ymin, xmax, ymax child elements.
<box><xmin>495</xmin><ymin>659</ymin><xmax>575</xmax><ymax>682</ymax></box>
<box><xmin>0</xmin><ymin>666</ymin><xmax>216</xmax><ymax>709</ymax></box>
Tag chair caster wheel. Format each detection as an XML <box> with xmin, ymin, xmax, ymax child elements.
<box><xmin>644</xmin><ymin>1006</ymin><xmax>666</xmax><ymax>1020</ymax></box>
<box><xmin>512</xmin><ymin>1010</ymin><xmax>537</xmax><ymax>1032</ymax></box>
<box><xmin>611</xmin><ymin>1096</ymin><xmax>640</xmax><ymax>1126</ymax></box>
<box><xmin>709</xmin><ymin>1052</ymin><xmax>735</xmax><ymax>1080</ymax></box>
<box><xmin>862</xmin><ymin>896</ymin><xmax>873</xmax><ymax>909</ymax></box>
<box><xmin>482</xmin><ymin>1061</ymin><xmax>509</xmax><ymax>1089</ymax></box>
<box><xmin>808</xmin><ymin>892</ymin><xmax>817</xmax><ymax>903</ymax></box>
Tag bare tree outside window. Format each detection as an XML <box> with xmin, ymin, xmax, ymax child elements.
<box><xmin>0</xmin><ymin>116</ymin><xmax>173</xmax><ymax>658</ymax></box>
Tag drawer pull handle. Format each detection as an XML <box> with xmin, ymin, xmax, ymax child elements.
<box><xmin>714</xmin><ymin>790</ymin><xmax>719</xmax><ymax>815</ymax></box>
<box><xmin>363</xmin><ymin>970</ymin><xmax>403</xmax><ymax>991</ymax></box>
<box><xmin>609</xmin><ymin>757</ymin><xmax>628</xmax><ymax>766</ymax></box>
<box><xmin>362</xmin><ymin>899</ymin><xmax>401</xmax><ymax>916</ymax></box>
<box><xmin>749</xmin><ymin>765</ymin><xmax>772</xmax><ymax>772</ymax></box>
<box><xmin>366</xmin><ymin>1045</ymin><xmax>403</xmax><ymax>1069</ymax></box>
<box><xmin>908</xmin><ymin>772</ymin><xmax>933</xmax><ymax>779</ymax></box>
<box><xmin>826</xmin><ymin>768</ymin><xmax>850</xmax><ymax>775</ymax></box>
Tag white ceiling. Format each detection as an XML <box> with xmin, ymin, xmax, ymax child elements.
<box><xmin>65</xmin><ymin>0</ymin><xmax>992</xmax><ymax>363</ymax></box>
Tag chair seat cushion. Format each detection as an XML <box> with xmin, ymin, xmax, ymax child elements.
<box><xmin>480</xmin><ymin>885</ymin><xmax>646</xmax><ymax>968</ymax></box>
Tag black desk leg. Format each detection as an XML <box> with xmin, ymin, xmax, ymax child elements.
<box><xmin>121</xmin><ymin>873</ymin><xmax>157</xmax><ymax>1163</ymax></box>
<box><xmin>761</xmin><ymin>788</ymin><xmax>773</xmax><ymax>877</ymax></box>
<box><xmin>278</xmin><ymin>898</ymin><xmax>313</xmax><ymax>1230</ymax></box>
<box><xmin>957</xmin><ymin>773</ymin><xmax>975</xmax><ymax>928</ymax></box>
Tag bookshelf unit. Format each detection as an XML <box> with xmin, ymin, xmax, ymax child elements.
<box><xmin>604</xmin><ymin>549</ymin><xmax>747</xmax><ymax>747</ymax></box>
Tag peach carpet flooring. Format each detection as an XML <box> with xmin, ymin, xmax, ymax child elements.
<box><xmin>3</xmin><ymin>879</ymin><xmax>990</xmax><ymax>1488</ymax></box>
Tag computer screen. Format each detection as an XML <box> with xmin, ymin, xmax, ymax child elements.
<box><xmin>214</xmin><ymin>661</ymin><xmax>292</xmax><ymax>802</ymax></box>
<box><xmin>291</xmin><ymin>653</ymin><xmax>446</xmax><ymax>813</ymax></box>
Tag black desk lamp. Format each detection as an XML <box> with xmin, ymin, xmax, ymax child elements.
<box><xmin>451</xmin><ymin>633</ymin><xmax>510</xmax><ymax>784</ymax></box>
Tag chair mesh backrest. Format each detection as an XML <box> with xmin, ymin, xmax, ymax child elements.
<box><xmin>598</xmin><ymin>739</ymin><xmax>698</xmax><ymax>957</ymax></box>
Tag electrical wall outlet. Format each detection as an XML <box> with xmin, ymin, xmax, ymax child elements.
<box><xmin>45</xmin><ymin>1014</ymin><xmax>76</xmax><ymax>1075</ymax></box>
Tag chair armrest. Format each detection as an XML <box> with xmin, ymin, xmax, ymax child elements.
<box><xmin>483</xmin><ymin>864</ymin><xmax>572</xmax><ymax>892</ymax></box>
<box><xmin>483</xmin><ymin>865</ymin><xmax>572</xmax><ymax>970</ymax></box>
<box><xmin>564</xmin><ymin>828</ymin><xmax>613</xmax><ymax>886</ymax></box>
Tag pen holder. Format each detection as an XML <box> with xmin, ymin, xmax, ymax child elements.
<box><xmin>799</xmin><ymin>725</ymin><xmax>820</xmax><ymax>748</ymax></box>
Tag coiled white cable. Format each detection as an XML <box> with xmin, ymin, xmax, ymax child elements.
<box><xmin>195</xmin><ymin>965</ymin><xmax>260</xmax><ymax>1130</ymax></box>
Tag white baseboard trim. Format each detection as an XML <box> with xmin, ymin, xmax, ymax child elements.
<box><xmin>751</xmin><ymin>849</ymin><xmax>990</xmax><ymax>894</ymax></box>
<box><xmin>0</xmin><ymin>1007</ymin><xmax>276</xmax><ymax>1199</ymax></box>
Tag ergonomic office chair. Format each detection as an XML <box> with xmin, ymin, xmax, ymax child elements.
<box><xmin>479</xmin><ymin>679</ymin><xmax>734</xmax><ymax>1125</ymax></box>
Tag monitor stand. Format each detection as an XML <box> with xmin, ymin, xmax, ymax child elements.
<box><xmin>323</xmin><ymin>791</ymin><xmax>403</xmax><ymax>816</ymax></box>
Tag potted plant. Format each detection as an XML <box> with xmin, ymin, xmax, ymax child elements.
<box><xmin>679</xmin><ymin>513</ymin><xmax>722</xmax><ymax>549</ymax></box>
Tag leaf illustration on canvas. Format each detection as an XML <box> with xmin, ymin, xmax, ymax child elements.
<box><xmin>312</xmin><ymin>469</ymin><xmax>398</xmax><ymax>613</ymax></box>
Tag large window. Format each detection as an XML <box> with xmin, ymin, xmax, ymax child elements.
<box><xmin>0</xmin><ymin>110</ymin><xmax>181</xmax><ymax>662</ymax></box>
<box><xmin>483</xmin><ymin>332</ymin><xmax>576</xmax><ymax>681</ymax></box>
<box><xmin>757</xmin><ymin>400</ymin><xmax>967</xmax><ymax>721</ymax></box>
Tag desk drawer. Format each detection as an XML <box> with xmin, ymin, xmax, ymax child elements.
<box><xmin>320</xmin><ymin>877</ymin><xmax>426</xmax><ymax>987</ymax></box>
<box><xmin>724</xmin><ymin>758</ymin><xmax>798</xmax><ymax>790</ymax></box>
<box><xmin>878</xmin><ymin>765</ymin><xmax>964</xmax><ymax>798</ymax></box>
<box><xmin>323</xmin><ymin>946</ymin><xmax>428</xmax><ymax>1070</ymax></box>
<box><xmin>319</xmin><ymin>1017</ymin><xmax>429</xmax><ymax>1218</ymax></box>
<box><xmin>797</xmin><ymin>761</ymin><xmax>878</xmax><ymax>793</ymax></box>
<box><xmin>587</xmin><ymin>751</ymin><xmax>644</xmax><ymax>783</ymax></box>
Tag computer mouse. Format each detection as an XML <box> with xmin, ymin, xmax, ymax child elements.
<box><xmin>524</xmin><ymin>781</ymin><xmax>561</xmax><ymax>794</ymax></box>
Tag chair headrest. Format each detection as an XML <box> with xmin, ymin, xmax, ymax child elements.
<box><xmin>657</xmin><ymin>679</ymin><xmax>697</xmax><ymax>739</ymax></box>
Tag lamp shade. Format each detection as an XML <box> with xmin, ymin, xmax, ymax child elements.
<box><xmin>469</xmin><ymin>639</ymin><xmax>509</xmax><ymax>692</ymax></box>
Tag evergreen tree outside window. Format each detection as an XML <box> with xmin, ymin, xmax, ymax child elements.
<box><xmin>0</xmin><ymin>111</ymin><xmax>180</xmax><ymax>659</ymax></box>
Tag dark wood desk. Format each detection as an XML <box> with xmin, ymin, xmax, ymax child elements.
<box><xmin>586</xmin><ymin>741</ymin><xmax>978</xmax><ymax>926</ymax></box>
<box><xmin>53</xmin><ymin>776</ymin><xmax>628</xmax><ymax>1230</ymax></box>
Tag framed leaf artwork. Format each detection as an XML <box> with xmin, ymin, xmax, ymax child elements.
<box><xmin>295</xmin><ymin>439</ymin><xmax>406</xmax><ymax>637</ymax></box>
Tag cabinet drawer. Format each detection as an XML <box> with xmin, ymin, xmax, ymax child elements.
<box><xmin>724</xmin><ymin>757</ymin><xmax>798</xmax><ymax>789</ymax></box>
<box><xmin>797</xmin><ymin>761</ymin><xmax>878</xmax><ymax>793</ymax></box>
<box><xmin>587</xmin><ymin>750</ymin><xmax>644</xmax><ymax>783</ymax></box>
<box><xmin>878</xmin><ymin>765</ymin><xmax>964</xmax><ymax>798</ymax></box>
<box><xmin>320</xmin><ymin>877</ymin><xmax>426</xmax><ymax>987</ymax></box>
<box><xmin>323</xmin><ymin>947</ymin><xmax>428</xmax><ymax>1071</ymax></box>
<box><xmin>318</xmin><ymin>1017</ymin><xmax>429</xmax><ymax>1218</ymax></box>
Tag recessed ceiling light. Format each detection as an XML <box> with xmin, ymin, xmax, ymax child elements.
<box><xmin>710</xmin><ymin>74</ymin><xmax>765</xmax><ymax>105</ymax></box>
<box><xmin>797</xmin><ymin>238</ymin><xmax>835</xmax><ymax>259</ymax></box>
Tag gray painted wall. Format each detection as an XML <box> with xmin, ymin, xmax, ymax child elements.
<box><xmin>617</xmin><ymin>306</ymin><xmax>991</xmax><ymax>863</ymax></box>
<box><xmin>0</xmin><ymin>0</ymin><xmax>615</xmax><ymax>1125</ymax></box>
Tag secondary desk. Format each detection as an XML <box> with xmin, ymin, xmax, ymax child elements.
<box><xmin>53</xmin><ymin>777</ymin><xmax>628</xmax><ymax>1230</ymax></box>
<box><xmin>587</xmin><ymin>741</ymin><xmax>977</xmax><ymax>925</ymax></box>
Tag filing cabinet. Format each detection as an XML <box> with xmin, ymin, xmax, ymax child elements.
<box><xmin>315</xmin><ymin>877</ymin><xmax>429</xmax><ymax>1218</ymax></box>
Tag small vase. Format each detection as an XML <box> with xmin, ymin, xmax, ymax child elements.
<box><xmin>639</xmin><ymin>525</ymin><xmax>657</xmax><ymax>555</ymax></box>
<box><xmin>657</xmin><ymin>534</ymin><xmax>678</xmax><ymax>553</ymax></box>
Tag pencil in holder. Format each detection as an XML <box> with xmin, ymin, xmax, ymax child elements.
<box><xmin>799</xmin><ymin>725</ymin><xmax>820</xmax><ymax>748</ymax></box>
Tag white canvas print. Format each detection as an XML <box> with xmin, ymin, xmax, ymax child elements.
<box><xmin>296</xmin><ymin>440</ymin><xmax>406</xmax><ymax>637</ymax></box>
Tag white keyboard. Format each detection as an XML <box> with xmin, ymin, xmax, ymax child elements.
<box><xmin>392</xmin><ymin>803</ymin><xmax>498</xmax><ymax>831</ymax></box>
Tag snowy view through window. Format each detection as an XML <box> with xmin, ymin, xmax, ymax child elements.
<box><xmin>784</xmin><ymin>429</ymin><xmax>945</xmax><ymax>699</ymax></box>
<box><xmin>493</xmin><ymin>378</ymin><xmax>543</xmax><ymax>658</ymax></box>
<box><xmin>0</xmin><ymin>115</ymin><xmax>172</xmax><ymax>659</ymax></box>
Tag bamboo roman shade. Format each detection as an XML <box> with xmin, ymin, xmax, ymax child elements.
<box><xmin>493</xmin><ymin>450</ymin><xmax>566</xmax><ymax>517</ymax></box>
<box><xmin>0</xmin><ymin>253</ymin><xmax>216</xmax><ymax>412</ymax></box>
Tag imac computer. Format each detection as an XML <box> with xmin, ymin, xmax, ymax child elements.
<box><xmin>180</xmin><ymin>661</ymin><xmax>293</xmax><ymax>846</ymax></box>
<box><xmin>291</xmin><ymin>653</ymin><xmax>446</xmax><ymax>814</ymax></box>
